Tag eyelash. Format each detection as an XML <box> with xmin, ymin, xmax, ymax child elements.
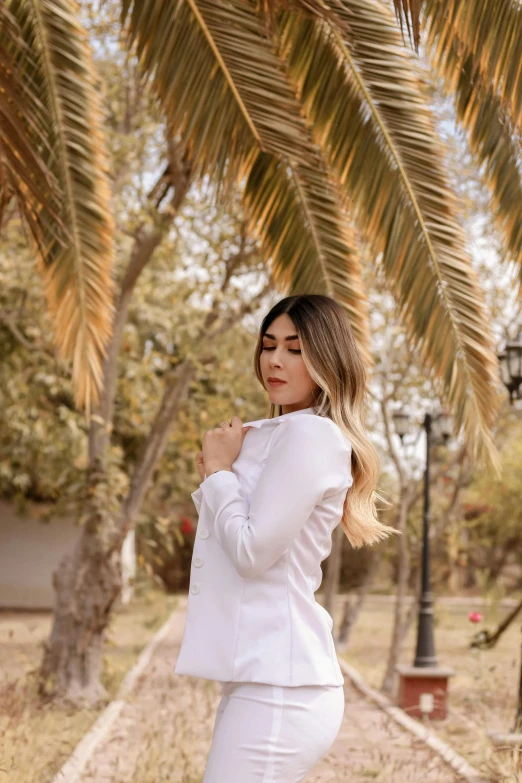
<box><xmin>262</xmin><ymin>347</ymin><xmax>301</xmax><ymax>354</ymax></box>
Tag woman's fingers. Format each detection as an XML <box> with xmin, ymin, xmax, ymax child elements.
<box><xmin>200</xmin><ymin>417</ymin><xmax>251</xmax><ymax>475</ymax></box>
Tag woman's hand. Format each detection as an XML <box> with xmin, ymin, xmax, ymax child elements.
<box><xmin>202</xmin><ymin>416</ymin><xmax>252</xmax><ymax>477</ymax></box>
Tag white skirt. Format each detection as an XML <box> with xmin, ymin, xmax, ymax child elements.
<box><xmin>202</xmin><ymin>680</ymin><xmax>345</xmax><ymax>783</ymax></box>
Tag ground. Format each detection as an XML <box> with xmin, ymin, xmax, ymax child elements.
<box><xmin>71</xmin><ymin>603</ymin><xmax>460</xmax><ymax>783</ymax></box>
<box><xmin>0</xmin><ymin>591</ymin><xmax>520</xmax><ymax>782</ymax></box>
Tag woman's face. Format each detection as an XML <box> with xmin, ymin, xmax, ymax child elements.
<box><xmin>259</xmin><ymin>314</ymin><xmax>319</xmax><ymax>413</ymax></box>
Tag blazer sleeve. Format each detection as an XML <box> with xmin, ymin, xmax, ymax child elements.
<box><xmin>198</xmin><ymin>415</ymin><xmax>352</xmax><ymax>579</ymax></box>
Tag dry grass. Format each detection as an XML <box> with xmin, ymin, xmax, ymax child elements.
<box><xmin>119</xmin><ymin>678</ymin><xmax>217</xmax><ymax>783</ymax></box>
<box><xmin>336</xmin><ymin>596</ymin><xmax>522</xmax><ymax>781</ymax></box>
<box><xmin>0</xmin><ymin>589</ymin><xmax>178</xmax><ymax>783</ymax></box>
<box><xmin>482</xmin><ymin>744</ymin><xmax>522</xmax><ymax>783</ymax></box>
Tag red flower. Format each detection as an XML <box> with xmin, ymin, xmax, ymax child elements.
<box><xmin>468</xmin><ymin>611</ymin><xmax>483</xmax><ymax>623</ymax></box>
<box><xmin>180</xmin><ymin>516</ymin><xmax>193</xmax><ymax>534</ymax></box>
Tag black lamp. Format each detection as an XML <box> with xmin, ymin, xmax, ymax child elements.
<box><xmin>498</xmin><ymin>333</ymin><xmax>522</xmax><ymax>403</ymax></box>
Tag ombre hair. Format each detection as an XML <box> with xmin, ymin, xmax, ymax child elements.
<box><xmin>253</xmin><ymin>294</ymin><xmax>396</xmax><ymax>549</ymax></box>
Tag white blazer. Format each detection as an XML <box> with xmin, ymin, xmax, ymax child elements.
<box><xmin>174</xmin><ymin>406</ymin><xmax>353</xmax><ymax>687</ymax></box>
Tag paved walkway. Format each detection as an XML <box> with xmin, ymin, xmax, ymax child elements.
<box><xmin>77</xmin><ymin>605</ymin><xmax>460</xmax><ymax>783</ymax></box>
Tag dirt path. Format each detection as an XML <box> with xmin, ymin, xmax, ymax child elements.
<box><xmin>75</xmin><ymin>604</ymin><xmax>461</xmax><ymax>783</ymax></box>
<box><xmin>308</xmin><ymin>689</ymin><xmax>458</xmax><ymax>782</ymax></box>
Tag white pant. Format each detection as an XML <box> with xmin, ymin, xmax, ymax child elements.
<box><xmin>202</xmin><ymin>681</ymin><xmax>345</xmax><ymax>782</ymax></box>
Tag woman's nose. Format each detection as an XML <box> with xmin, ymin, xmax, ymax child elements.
<box><xmin>269</xmin><ymin>351</ymin><xmax>283</xmax><ymax>367</ymax></box>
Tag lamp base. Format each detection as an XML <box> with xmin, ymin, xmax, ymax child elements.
<box><xmin>396</xmin><ymin>664</ymin><xmax>456</xmax><ymax>720</ymax></box>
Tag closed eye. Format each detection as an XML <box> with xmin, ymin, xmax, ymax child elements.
<box><xmin>262</xmin><ymin>346</ymin><xmax>301</xmax><ymax>354</ymax></box>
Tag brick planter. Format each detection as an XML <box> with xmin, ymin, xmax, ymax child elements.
<box><xmin>396</xmin><ymin>664</ymin><xmax>456</xmax><ymax>720</ymax></box>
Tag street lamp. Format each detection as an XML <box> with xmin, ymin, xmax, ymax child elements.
<box><xmin>392</xmin><ymin>410</ymin><xmax>410</xmax><ymax>442</ymax></box>
<box><xmin>498</xmin><ymin>333</ymin><xmax>522</xmax><ymax>404</ymax></box>
<box><xmin>393</xmin><ymin>408</ymin><xmax>452</xmax><ymax>667</ymax></box>
<box><xmin>497</xmin><ymin>331</ymin><xmax>522</xmax><ymax>734</ymax></box>
<box><xmin>392</xmin><ymin>406</ymin><xmax>455</xmax><ymax>719</ymax></box>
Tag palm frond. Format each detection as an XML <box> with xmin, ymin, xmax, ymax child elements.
<box><xmin>0</xmin><ymin>6</ymin><xmax>61</xmax><ymax>241</ymax></box>
<box><xmin>391</xmin><ymin>0</ymin><xmax>421</xmax><ymax>51</ymax></box>
<box><xmin>3</xmin><ymin>0</ymin><xmax>115</xmax><ymax>414</ymax></box>
<box><xmin>122</xmin><ymin>0</ymin><xmax>370</xmax><ymax>354</ymax></box>
<box><xmin>439</xmin><ymin>45</ymin><xmax>522</xmax><ymax>276</ymax></box>
<box><xmin>425</xmin><ymin>0</ymin><xmax>522</xmax><ymax>132</ymax></box>
<box><xmin>121</xmin><ymin>0</ymin><xmax>316</xmax><ymax>193</ymax></box>
<box><xmin>257</xmin><ymin>0</ymin><xmax>347</xmax><ymax>31</ymax></box>
<box><xmin>244</xmin><ymin>150</ymin><xmax>372</xmax><ymax>363</ymax></box>
<box><xmin>278</xmin><ymin>0</ymin><xmax>500</xmax><ymax>466</ymax></box>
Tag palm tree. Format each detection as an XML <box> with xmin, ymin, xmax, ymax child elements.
<box><xmin>2</xmin><ymin>0</ymin><xmax>521</xmax><ymax>702</ymax></box>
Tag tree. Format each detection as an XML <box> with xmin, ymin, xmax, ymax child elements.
<box><xmin>37</xmin><ymin>139</ymin><xmax>276</xmax><ymax>703</ymax></box>
<box><xmin>461</xmin><ymin>416</ymin><xmax>522</xmax><ymax>588</ymax></box>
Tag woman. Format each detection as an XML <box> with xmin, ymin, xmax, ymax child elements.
<box><xmin>174</xmin><ymin>294</ymin><xmax>395</xmax><ymax>782</ymax></box>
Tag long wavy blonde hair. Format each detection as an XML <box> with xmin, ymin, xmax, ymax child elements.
<box><xmin>253</xmin><ymin>295</ymin><xmax>396</xmax><ymax>549</ymax></box>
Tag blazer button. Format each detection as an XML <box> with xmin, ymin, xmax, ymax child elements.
<box><xmin>198</xmin><ymin>529</ymin><xmax>209</xmax><ymax>539</ymax></box>
<box><xmin>193</xmin><ymin>557</ymin><xmax>204</xmax><ymax>568</ymax></box>
<box><xmin>190</xmin><ymin>584</ymin><xmax>200</xmax><ymax>595</ymax></box>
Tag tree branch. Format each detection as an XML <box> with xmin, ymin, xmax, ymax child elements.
<box><xmin>0</xmin><ymin>310</ymin><xmax>55</xmax><ymax>357</ymax></box>
<box><xmin>114</xmin><ymin>356</ymin><xmax>196</xmax><ymax>550</ymax></box>
<box><xmin>109</xmin><ymin>278</ymin><xmax>273</xmax><ymax>552</ymax></box>
<box><xmin>206</xmin><ymin>280</ymin><xmax>272</xmax><ymax>341</ymax></box>
<box><xmin>88</xmin><ymin>136</ymin><xmax>192</xmax><ymax>468</ymax></box>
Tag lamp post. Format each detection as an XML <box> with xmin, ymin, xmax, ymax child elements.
<box><xmin>393</xmin><ymin>407</ymin><xmax>455</xmax><ymax>719</ymax></box>
<box><xmin>497</xmin><ymin>332</ymin><xmax>522</xmax><ymax>734</ymax></box>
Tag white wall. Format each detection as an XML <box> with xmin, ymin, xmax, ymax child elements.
<box><xmin>0</xmin><ymin>501</ymin><xmax>137</xmax><ymax>609</ymax></box>
<box><xmin>0</xmin><ymin>501</ymin><xmax>80</xmax><ymax>609</ymax></box>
